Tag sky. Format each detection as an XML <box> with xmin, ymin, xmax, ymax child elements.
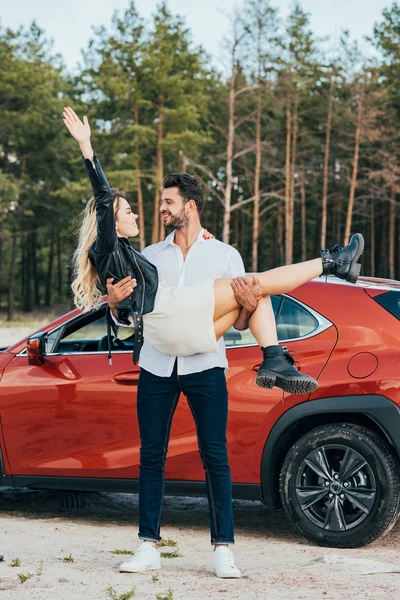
<box><xmin>0</xmin><ymin>0</ymin><xmax>392</xmax><ymax>71</ymax></box>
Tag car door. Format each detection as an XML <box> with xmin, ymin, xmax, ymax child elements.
<box><xmin>216</xmin><ymin>294</ymin><xmax>337</xmax><ymax>485</ymax></box>
<box><xmin>0</xmin><ymin>305</ymin><xmax>143</xmax><ymax>479</ymax></box>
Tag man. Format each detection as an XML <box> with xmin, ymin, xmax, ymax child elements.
<box><xmin>107</xmin><ymin>172</ymin><xmax>273</xmax><ymax>578</ymax></box>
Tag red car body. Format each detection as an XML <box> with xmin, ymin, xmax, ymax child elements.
<box><xmin>1</xmin><ymin>275</ymin><xmax>399</xmax><ymax>547</ymax></box>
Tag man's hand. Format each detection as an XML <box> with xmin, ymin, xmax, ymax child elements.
<box><xmin>231</xmin><ymin>275</ymin><xmax>260</xmax><ymax>331</ymax></box>
<box><xmin>106</xmin><ymin>276</ymin><xmax>137</xmax><ymax>311</ymax></box>
<box><xmin>230</xmin><ymin>275</ymin><xmax>260</xmax><ymax>313</ymax></box>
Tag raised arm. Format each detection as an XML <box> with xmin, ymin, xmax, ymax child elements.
<box><xmin>63</xmin><ymin>106</ymin><xmax>118</xmax><ymax>254</ymax></box>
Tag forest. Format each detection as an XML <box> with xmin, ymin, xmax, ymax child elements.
<box><xmin>0</xmin><ymin>0</ymin><xmax>399</xmax><ymax>319</ymax></box>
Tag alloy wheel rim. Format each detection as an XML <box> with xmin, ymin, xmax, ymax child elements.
<box><xmin>295</xmin><ymin>444</ymin><xmax>377</xmax><ymax>531</ymax></box>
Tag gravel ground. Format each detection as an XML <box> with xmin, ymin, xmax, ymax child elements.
<box><xmin>1</xmin><ymin>488</ymin><xmax>400</xmax><ymax>600</ymax></box>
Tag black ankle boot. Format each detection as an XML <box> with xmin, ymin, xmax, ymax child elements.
<box><xmin>320</xmin><ymin>233</ymin><xmax>365</xmax><ymax>283</ymax></box>
<box><xmin>256</xmin><ymin>345</ymin><xmax>318</xmax><ymax>395</ymax></box>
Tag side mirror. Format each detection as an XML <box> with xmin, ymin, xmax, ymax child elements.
<box><xmin>27</xmin><ymin>332</ymin><xmax>47</xmax><ymax>365</ymax></box>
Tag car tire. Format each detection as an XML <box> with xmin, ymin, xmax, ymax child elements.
<box><xmin>279</xmin><ymin>423</ymin><xmax>400</xmax><ymax>548</ymax></box>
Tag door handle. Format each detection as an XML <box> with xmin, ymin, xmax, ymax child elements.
<box><xmin>113</xmin><ymin>372</ymin><xmax>140</xmax><ymax>385</ymax></box>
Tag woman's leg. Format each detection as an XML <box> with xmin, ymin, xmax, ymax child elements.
<box><xmin>213</xmin><ymin>258</ymin><xmax>322</xmax><ymax>322</ymax></box>
<box><xmin>248</xmin><ymin>297</ymin><xmax>279</xmax><ymax>346</ymax></box>
<box><xmin>212</xmin><ymin>234</ymin><xmax>364</xmax><ymax>393</ymax></box>
<box><xmin>214</xmin><ymin>298</ymin><xmax>279</xmax><ymax>346</ymax></box>
<box><xmin>212</xmin><ymin>260</ymin><xmax>323</xmax><ymax>395</ymax></box>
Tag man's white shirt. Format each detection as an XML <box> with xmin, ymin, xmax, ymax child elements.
<box><xmin>111</xmin><ymin>228</ymin><xmax>245</xmax><ymax>377</ymax></box>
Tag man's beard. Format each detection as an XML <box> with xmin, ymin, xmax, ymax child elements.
<box><xmin>163</xmin><ymin>208</ymin><xmax>188</xmax><ymax>230</ymax></box>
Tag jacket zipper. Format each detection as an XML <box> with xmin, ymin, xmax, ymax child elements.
<box><xmin>131</xmin><ymin>249</ymin><xmax>145</xmax><ymax>313</ymax></box>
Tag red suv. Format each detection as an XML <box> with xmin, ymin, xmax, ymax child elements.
<box><xmin>0</xmin><ymin>275</ymin><xmax>399</xmax><ymax>548</ymax></box>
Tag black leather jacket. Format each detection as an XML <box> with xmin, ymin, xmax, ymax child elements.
<box><xmin>83</xmin><ymin>152</ymin><xmax>159</xmax><ymax>364</ymax></box>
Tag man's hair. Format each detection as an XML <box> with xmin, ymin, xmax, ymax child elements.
<box><xmin>163</xmin><ymin>173</ymin><xmax>203</xmax><ymax>214</ymax></box>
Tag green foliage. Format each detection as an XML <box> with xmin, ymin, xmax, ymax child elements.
<box><xmin>9</xmin><ymin>557</ymin><xmax>21</xmax><ymax>567</ymax></box>
<box><xmin>159</xmin><ymin>537</ymin><xmax>178</xmax><ymax>547</ymax></box>
<box><xmin>60</xmin><ymin>553</ymin><xmax>74</xmax><ymax>563</ymax></box>
<box><xmin>0</xmin><ymin>0</ymin><xmax>399</xmax><ymax>318</ymax></box>
<box><xmin>17</xmin><ymin>572</ymin><xmax>34</xmax><ymax>583</ymax></box>
<box><xmin>106</xmin><ymin>585</ymin><xmax>136</xmax><ymax>600</ymax></box>
<box><xmin>156</xmin><ymin>588</ymin><xmax>174</xmax><ymax>600</ymax></box>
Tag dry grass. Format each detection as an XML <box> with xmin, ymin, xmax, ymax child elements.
<box><xmin>0</xmin><ymin>304</ymin><xmax>70</xmax><ymax>329</ymax></box>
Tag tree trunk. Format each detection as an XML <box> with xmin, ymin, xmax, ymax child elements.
<box><xmin>300</xmin><ymin>164</ymin><xmax>307</xmax><ymax>261</ymax></box>
<box><xmin>21</xmin><ymin>237</ymin><xmax>25</xmax><ymax>303</ymax></box>
<box><xmin>321</xmin><ymin>75</ymin><xmax>334</xmax><ymax>248</ymax></box>
<box><xmin>32</xmin><ymin>230</ymin><xmax>40</xmax><ymax>306</ymax></box>
<box><xmin>276</xmin><ymin>198</ymin><xmax>283</xmax><ymax>265</ymax></box>
<box><xmin>0</xmin><ymin>235</ymin><xmax>3</xmax><ymax>307</ymax></box>
<box><xmin>152</xmin><ymin>92</ymin><xmax>164</xmax><ymax>244</ymax></box>
<box><xmin>7</xmin><ymin>235</ymin><xmax>17</xmax><ymax>321</ymax></box>
<box><xmin>370</xmin><ymin>200</ymin><xmax>375</xmax><ymax>277</ymax></box>
<box><xmin>222</xmin><ymin>66</ymin><xmax>236</xmax><ymax>244</ymax></box>
<box><xmin>380</xmin><ymin>205</ymin><xmax>388</xmax><ymax>279</ymax></box>
<box><xmin>134</xmin><ymin>104</ymin><xmax>146</xmax><ymax>251</ymax></box>
<box><xmin>285</xmin><ymin>100</ymin><xmax>292</xmax><ymax>264</ymax></box>
<box><xmin>389</xmin><ymin>188</ymin><xmax>396</xmax><ymax>280</ymax></box>
<box><xmin>252</xmin><ymin>84</ymin><xmax>262</xmax><ymax>271</ymax></box>
<box><xmin>67</xmin><ymin>261</ymin><xmax>74</xmax><ymax>310</ymax></box>
<box><xmin>234</xmin><ymin>208</ymin><xmax>239</xmax><ymax>249</ymax></box>
<box><xmin>57</xmin><ymin>231</ymin><xmax>62</xmax><ymax>297</ymax></box>
<box><xmin>45</xmin><ymin>229</ymin><xmax>55</xmax><ymax>306</ymax></box>
<box><xmin>287</xmin><ymin>97</ymin><xmax>298</xmax><ymax>265</ymax></box>
<box><xmin>344</xmin><ymin>84</ymin><xmax>364</xmax><ymax>245</ymax></box>
<box><xmin>336</xmin><ymin>168</ymin><xmax>343</xmax><ymax>242</ymax></box>
<box><xmin>22</xmin><ymin>234</ymin><xmax>32</xmax><ymax>312</ymax></box>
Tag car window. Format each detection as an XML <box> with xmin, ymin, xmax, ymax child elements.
<box><xmin>48</xmin><ymin>305</ymin><xmax>135</xmax><ymax>354</ymax></box>
<box><xmin>223</xmin><ymin>295</ymin><xmax>320</xmax><ymax>347</ymax></box>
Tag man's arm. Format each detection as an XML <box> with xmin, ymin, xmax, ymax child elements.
<box><xmin>107</xmin><ymin>276</ymin><xmax>137</xmax><ymax>326</ymax></box>
<box><xmin>230</xmin><ymin>276</ymin><xmax>260</xmax><ymax>330</ymax></box>
<box><xmin>106</xmin><ymin>244</ymin><xmax>154</xmax><ymax>327</ymax></box>
<box><xmin>223</xmin><ymin>247</ymin><xmax>259</xmax><ymax>330</ymax></box>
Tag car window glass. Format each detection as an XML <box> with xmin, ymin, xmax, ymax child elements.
<box><xmin>50</xmin><ymin>305</ymin><xmax>135</xmax><ymax>354</ymax></box>
<box><xmin>223</xmin><ymin>295</ymin><xmax>319</xmax><ymax>347</ymax></box>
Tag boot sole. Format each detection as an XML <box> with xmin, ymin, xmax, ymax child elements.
<box><xmin>347</xmin><ymin>233</ymin><xmax>365</xmax><ymax>283</ymax></box>
<box><xmin>256</xmin><ymin>372</ymin><xmax>318</xmax><ymax>394</ymax></box>
<box><xmin>255</xmin><ymin>374</ymin><xmax>276</xmax><ymax>389</ymax></box>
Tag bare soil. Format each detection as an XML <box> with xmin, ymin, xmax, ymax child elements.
<box><xmin>1</xmin><ymin>488</ymin><xmax>400</xmax><ymax>600</ymax></box>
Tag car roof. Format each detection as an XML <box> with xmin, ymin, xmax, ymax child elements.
<box><xmin>309</xmin><ymin>275</ymin><xmax>400</xmax><ymax>292</ymax></box>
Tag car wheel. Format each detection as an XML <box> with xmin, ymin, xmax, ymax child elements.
<box><xmin>279</xmin><ymin>423</ymin><xmax>400</xmax><ymax>548</ymax></box>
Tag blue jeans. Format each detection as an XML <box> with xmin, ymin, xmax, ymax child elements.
<box><xmin>136</xmin><ymin>362</ymin><xmax>235</xmax><ymax>545</ymax></box>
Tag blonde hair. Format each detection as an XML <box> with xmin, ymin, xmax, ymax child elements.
<box><xmin>71</xmin><ymin>188</ymin><xmax>125</xmax><ymax>310</ymax></box>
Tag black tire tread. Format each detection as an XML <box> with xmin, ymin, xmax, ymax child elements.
<box><xmin>279</xmin><ymin>423</ymin><xmax>400</xmax><ymax>548</ymax></box>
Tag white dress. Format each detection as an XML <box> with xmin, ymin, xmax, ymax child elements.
<box><xmin>142</xmin><ymin>280</ymin><xmax>218</xmax><ymax>356</ymax></box>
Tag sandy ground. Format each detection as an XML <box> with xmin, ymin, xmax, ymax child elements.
<box><xmin>1</xmin><ymin>488</ymin><xmax>400</xmax><ymax>600</ymax></box>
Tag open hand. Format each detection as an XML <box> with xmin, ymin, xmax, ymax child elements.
<box><xmin>106</xmin><ymin>276</ymin><xmax>137</xmax><ymax>309</ymax></box>
<box><xmin>202</xmin><ymin>229</ymin><xmax>215</xmax><ymax>240</ymax></box>
<box><xmin>63</xmin><ymin>106</ymin><xmax>91</xmax><ymax>144</ymax></box>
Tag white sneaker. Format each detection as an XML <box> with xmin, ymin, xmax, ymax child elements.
<box><xmin>212</xmin><ymin>546</ymin><xmax>241</xmax><ymax>578</ymax></box>
<box><xmin>119</xmin><ymin>541</ymin><xmax>161</xmax><ymax>573</ymax></box>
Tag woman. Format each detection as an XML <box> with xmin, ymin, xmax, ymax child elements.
<box><xmin>64</xmin><ymin>106</ymin><xmax>365</xmax><ymax>394</ymax></box>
